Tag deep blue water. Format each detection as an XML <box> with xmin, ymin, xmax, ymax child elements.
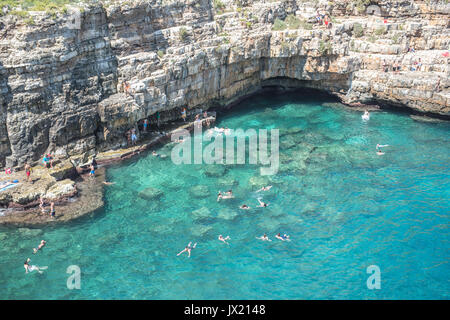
<box><xmin>0</xmin><ymin>92</ymin><xmax>449</xmax><ymax>299</ymax></box>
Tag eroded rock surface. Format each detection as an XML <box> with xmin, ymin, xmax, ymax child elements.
<box><xmin>0</xmin><ymin>0</ymin><xmax>447</xmax><ymax>169</ymax></box>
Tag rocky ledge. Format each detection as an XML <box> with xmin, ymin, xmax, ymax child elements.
<box><xmin>0</xmin><ymin>114</ymin><xmax>215</xmax><ymax>226</ymax></box>
<box><xmin>0</xmin><ymin>0</ymin><xmax>448</xmax><ymax>169</ymax></box>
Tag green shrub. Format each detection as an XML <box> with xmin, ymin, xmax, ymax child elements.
<box><xmin>213</xmin><ymin>0</ymin><xmax>225</xmax><ymax>11</ymax></box>
<box><xmin>272</xmin><ymin>18</ymin><xmax>287</xmax><ymax>31</ymax></box>
<box><xmin>157</xmin><ymin>50</ymin><xmax>164</xmax><ymax>58</ymax></box>
<box><xmin>319</xmin><ymin>40</ymin><xmax>332</xmax><ymax>54</ymax></box>
<box><xmin>353</xmin><ymin>23</ymin><xmax>364</xmax><ymax>38</ymax></box>
<box><xmin>179</xmin><ymin>27</ymin><xmax>188</xmax><ymax>41</ymax></box>
<box><xmin>375</xmin><ymin>26</ymin><xmax>387</xmax><ymax>35</ymax></box>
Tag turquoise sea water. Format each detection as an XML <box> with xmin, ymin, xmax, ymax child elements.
<box><xmin>0</xmin><ymin>91</ymin><xmax>449</xmax><ymax>299</ymax></box>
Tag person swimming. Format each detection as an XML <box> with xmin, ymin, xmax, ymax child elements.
<box><xmin>240</xmin><ymin>204</ymin><xmax>250</xmax><ymax>210</ymax></box>
<box><xmin>33</xmin><ymin>240</ymin><xmax>46</xmax><ymax>254</ymax></box>
<box><xmin>257</xmin><ymin>198</ymin><xmax>269</xmax><ymax>207</ymax></box>
<box><xmin>256</xmin><ymin>186</ymin><xmax>272</xmax><ymax>192</ymax></box>
<box><xmin>218</xmin><ymin>235</ymin><xmax>231</xmax><ymax>245</ymax></box>
<box><xmin>376</xmin><ymin>144</ymin><xmax>389</xmax><ymax>155</ymax></box>
<box><xmin>177</xmin><ymin>242</ymin><xmax>197</xmax><ymax>258</ymax></box>
<box><xmin>217</xmin><ymin>190</ymin><xmax>234</xmax><ymax>201</ymax></box>
<box><xmin>102</xmin><ymin>181</ymin><xmax>115</xmax><ymax>185</ymax></box>
<box><xmin>256</xmin><ymin>234</ymin><xmax>271</xmax><ymax>241</ymax></box>
<box><xmin>275</xmin><ymin>233</ymin><xmax>291</xmax><ymax>242</ymax></box>
<box><xmin>24</xmin><ymin>258</ymin><xmax>47</xmax><ymax>274</ymax></box>
<box><xmin>362</xmin><ymin>110</ymin><xmax>370</xmax><ymax>121</ymax></box>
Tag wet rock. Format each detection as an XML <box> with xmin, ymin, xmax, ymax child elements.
<box><xmin>138</xmin><ymin>187</ymin><xmax>164</xmax><ymax>200</ymax></box>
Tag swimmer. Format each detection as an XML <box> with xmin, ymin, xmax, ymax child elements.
<box><xmin>376</xmin><ymin>149</ymin><xmax>385</xmax><ymax>156</ymax></box>
<box><xmin>256</xmin><ymin>234</ymin><xmax>271</xmax><ymax>241</ymax></box>
<box><xmin>217</xmin><ymin>190</ymin><xmax>234</xmax><ymax>201</ymax></box>
<box><xmin>240</xmin><ymin>204</ymin><xmax>250</xmax><ymax>210</ymax></box>
<box><xmin>257</xmin><ymin>198</ymin><xmax>269</xmax><ymax>208</ymax></box>
<box><xmin>102</xmin><ymin>181</ymin><xmax>115</xmax><ymax>185</ymax></box>
<box><xmin>24</xmin><ymin>258</ymin><xmax>47</xmax><ymax>274</ymax></box>
<box><xmin>152</xmin><ymin>150</ymin><xmax>159</xmax><ymax>157</ymax></box>
<box><xmin>177</xmin><ymin>242</ymin><xmax>197</xmax><ymax>258</ymax></box>
<box><xmin>376</xmin><ymin>144</ymin><xmax>389</xmax><ymax>150</ymax></box>
<box><xmin>275</xmin><ymin>233</ymin><xmax>291</xmax><ymax>242</ymax></box>
<box><xmin>218</xmin><ymin>235</ymin><xmax>231</xmax><ymax>245</ymax></box>
<box><xmin>362</xmin><ymin>110</ymin><xmax>370</xmax><ymax>121</ymax></box>
<box><xmin>33</xmin><ymin>240</ymin><xmax>46</xmax><ymax>254</ymax></box>
<box><xmin>256</xmin><ymin>185</ymin><xmax>272</xmax><ymax>192</ymax></box>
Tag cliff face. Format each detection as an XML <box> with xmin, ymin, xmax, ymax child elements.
<box><xmin>0</xmin><ymin>0</ymin><xmax>449</xmax><ymax>167</ymax></box>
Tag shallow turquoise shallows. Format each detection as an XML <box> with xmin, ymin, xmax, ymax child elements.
<box><xmin>1</xmin><ymin>91</ymin><xmax>449</xmax><ymax>300</ymax></box>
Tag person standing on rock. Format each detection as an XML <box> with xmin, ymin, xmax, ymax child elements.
<box><xmin>156</xmin><ymin>112</ymin><xmax>161</xmax><ymax>128</ymax></box>
<box><xmin>435</xmin><ymin>76</ymin><xmax>441</xmax><ymax>92</ymax></box>
<box><xmin>50</xmin><ymin>202</ymin><xmax>55</xmax><ymax>218</ymax></box>
<box><xmin>89</xmin><ymin>164</ymin><xmax>95</xmax><ymax>178</ymax></box>
<box><xmin>131</xmin><ymin>129</ymin><xmax>137</xmax><ymax>145</ymax></box>
<box><xmin>143</xmin><ymin>119</ymin><xmax>149</xmax><ymax>132</ymax></box>
<box><xmin>24</xmin><ymin>163</ymin><xmax>32</xmax><ymax>183</ymax></box>
<box><xmin>181</xmin><ymin>107</ymin><xmax>187</xmax><ymax>122</ymax></box>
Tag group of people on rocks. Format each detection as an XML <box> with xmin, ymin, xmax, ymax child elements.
<box><xmin>315</xmin><ymin>10</ymin><xmax>332</xmax><ymax>29</ymax></box>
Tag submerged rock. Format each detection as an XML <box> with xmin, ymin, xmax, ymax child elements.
<box><xmin>249</xmin><ymin>175</ymin><xmax>270</xmax><ymax>189</ymax></box>
<box><xmin>217</xmin><ymin>177</ymin><xmax>239</xmax><ymax>187</ymax></box>
<box><xmin>189</xmin><ymin>185</ymin><xmax>210</xmax><ymax>198</ymax></box>
<box><xmin>217</xmin><ymin>208</ymin><xmax>238</xmax><ymax>220</ymax></box>
<box><xmin>203</xmin><ymin>165</ymin><xmax>228</xmax><ymax>177</ymax></box>
<box><xmin>138</xmin><ymin>187</ymin><xmax>164</xmax><ymax>200</ymax></box>
<box><xmin>191</xmin><ymin>207</ymin><xmax>212</xmax><ymax>220</ymax></box>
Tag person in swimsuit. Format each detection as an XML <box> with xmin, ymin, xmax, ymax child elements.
<box><xmin>50</xmin><ymin>202</ymin><xmax>55</xmax><ymax>218</ymax></box>
<box><xmin>362</xmin><ymin>110</ymin><xmax>370</xmax><ymax>121</ymax></box>
<box><xmin>256</xmin><ymin>186</ymin><xmax>272</xmax><ymax>193</ymax></box>
<box><xmin>218</xmin><ymin>235</ymin><xmax>231</xmax><ymax>245</ymax></box>
<box><xmin>43</xmin><ymin>155</ymin><xmax>50</xmax><ymax>169</ymax></box>
<box><xmin>33</xmin><ymin>240</ymin><xmax>46</xmax><ymax>254</ymax></box>
<box><xmin>177</xmin><ymin>242</ymin><xmax>197</xmax><ymax>258</ymax></box>
<box><xmin>91</xmin><ymin>156</ymin><xmax>98</xmax><ymax>170</ymax></box>
<box><xmin>218</xmin><ymin>190</ymin><xmax>234</xmax><ymax>201</ymax></box>
<box><xmin>143</xmin><ymin>119</ymin><xmax>148</xmax><ymax>132</ymax></box>
<box><xmin>25</xmin><ymin>163</ymin><xmax>32</xmax><ymax>182</ymax></box>
<box><xmin>256</xmin><ymin>234</ymin><xmax>271</xmax><ymax>241</ymax></box>
<box><xmin>275</xmin><ymin>233</ymin><xmax>291</xmax><ymax>242</ymax></box>
<box><xmin>89</xmin><ymin>164</ymin><xmax>95</xmax><ymax>178</ymax></box>
<box><xmin>240</xmin><ymin>204</ymin><xmax>250</xmax><ymax>210</ymax></box>
<box><xmin>24</xmin><ymin>258</ymin><xmax>47</xmax><ymax>274</ymax></box>
<box><xmin>181</xmin><ymin>108</ymin><xmax>187</xmax><ymax>122</ymax></box>
<box><xmin>39</xmin><ymin>196</ymin><xmax>45</xmax><ymax>214</ymax></box>
<box><xmin>102</xmin><ymin>181</ymin><xmax>115</xmax><ymax>185</ymax></box>
<box><xmin>257</xmin><ymin>198</ymin><xmax>269</xmax><ymax>207</ymax></box>
<box><xmin>131</xmin><ymin>130</ymin><xmax>137</xmax><ymax>145</ymax></box>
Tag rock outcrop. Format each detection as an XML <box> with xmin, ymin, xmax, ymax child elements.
<box><xmin>0</xmin><ymin>0</ymin><xmax>448</xmax><ymax>168</ymax></box>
